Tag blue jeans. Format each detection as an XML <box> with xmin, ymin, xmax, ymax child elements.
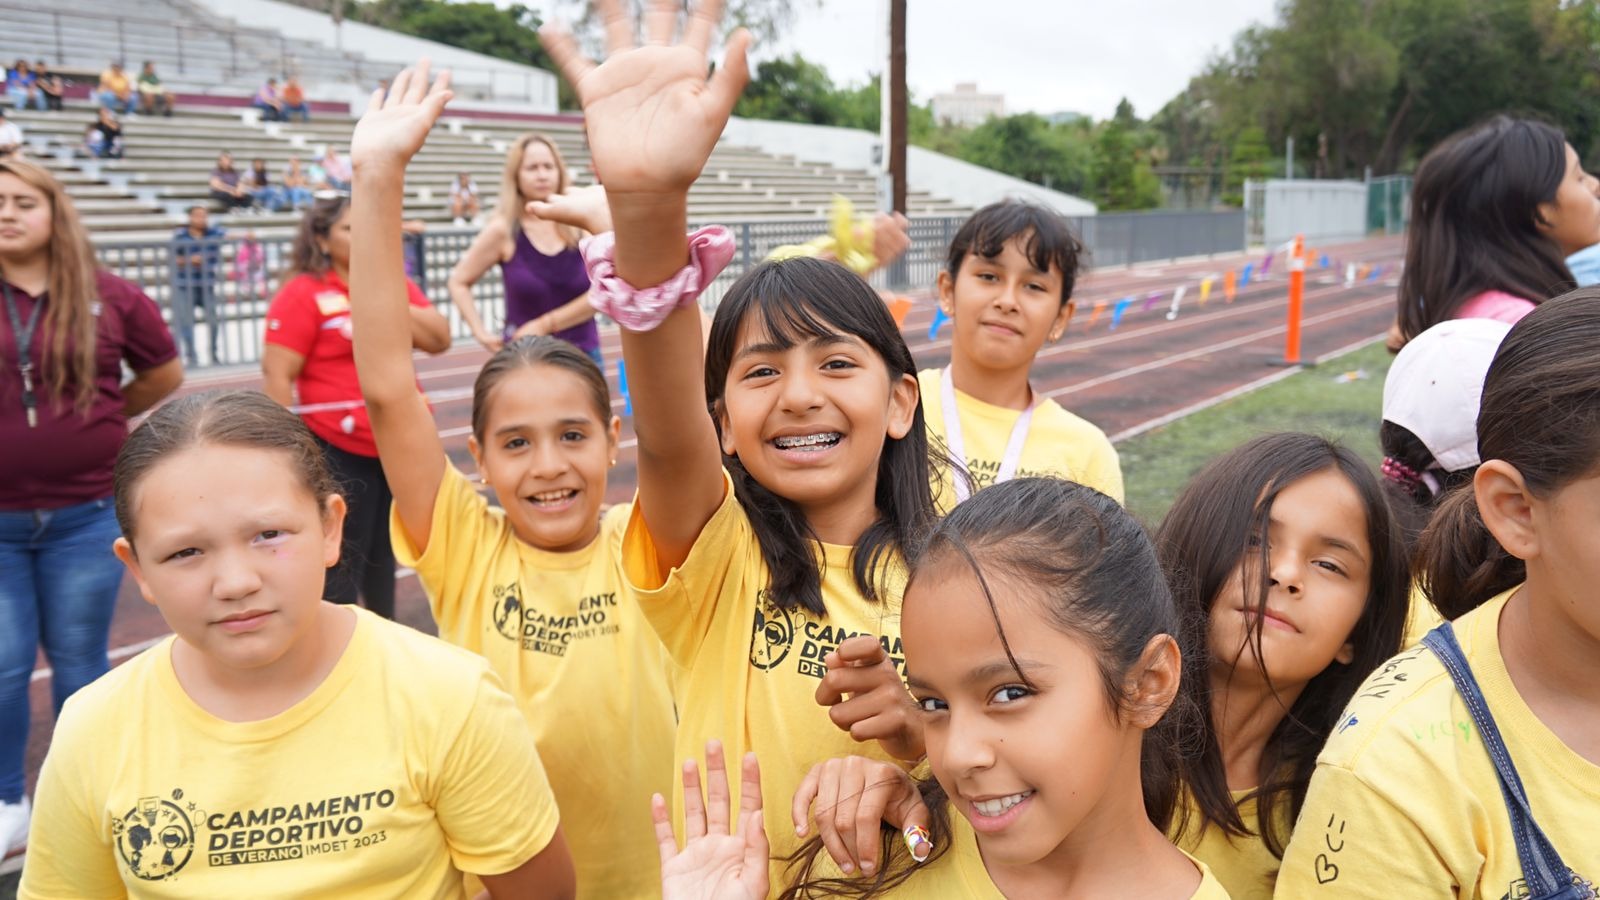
<box><xmin>97</xmin><ymin>90</ymin><xmax>134</xmax><ymax>114</ymax></box>
<box><xmin>0</xmin><ymin>497</ymin><xmax>124</xmax><ymax>802</ymax></box>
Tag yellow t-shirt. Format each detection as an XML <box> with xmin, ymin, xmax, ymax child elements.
<box><xmin>19</xmin><ymin>608</ymin><xmax>558</xmax><ymax>899</ymax></box>
<box><xmin>867</xmin><ymin>813</ymin><xmax>1232</xmax><ymax>898</ymax></box>
<box><xmin>1172</xmin><ymin>791</ymin><xmax>1282</xmax><ymax>900</ymax></box>
<box><xmin>391</xmin><ymin>464</ymin><xmax>676</xmax><ymax>899</ymax></box>
<box><xmin>917</xmin><ymin>368</ymin><xmax>1123</xmax><ymax>512</ymax></box>
<box><xmin>621</xmin><ymin>473</ymin><xmax>906</xmax><ymax>893</ymax></box>
<box><xmin>1278</xmin><ymin>587</ymin><xmax>1600</xmax><ymax>898</ymax></box>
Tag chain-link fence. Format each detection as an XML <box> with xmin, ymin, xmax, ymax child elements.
<box><xmin>98</xmin><ymin>209</ymin><xmax>1248</xmax><ymax>368</ymax></box>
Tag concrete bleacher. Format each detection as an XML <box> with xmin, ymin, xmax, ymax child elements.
<box><xmin>4</xmin><ymin>100</ymin><xmax>971</xmax><ymax>242</ymax></box>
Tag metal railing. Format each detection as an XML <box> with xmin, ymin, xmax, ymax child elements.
<box><xmin>96</xmin><ymin>210</ymin><xmax>1249</xmax><ymax>369</ymax></box>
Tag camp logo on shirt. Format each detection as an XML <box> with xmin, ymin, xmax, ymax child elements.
<box><xmin>1501</xmin><ymin>873</ymin><xmax>1598</xmax><ymax>900</ymax></box>
<box><xmin>112</xmin><ymin>790</ymin><xmax>197</xmax><ymax>881</ymax></box>
<box><xmin>747</xmin><ymin>591</ymin><xmax>907</xmax><ymax>680</ymax></box>
<box><xmin>489</xmin><ymin>580</ymin><xmax>621</xmax><ymax>656</ymax></box>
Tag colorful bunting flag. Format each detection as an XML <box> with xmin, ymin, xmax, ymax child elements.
<box><xmin>928</xmin><ymin>306</ymin><xmax>949</xmax><ymax>340</ymax></box>
<box><xmin>1110</xmin><ymin>296</ymin><xmax>1134</xmax><ymax>330</ymax></box>
<box><xmin>1199</xmin><ymin>277</ymin><xmax>1215</xmax><ymax>305</ymax></box>
<box><xmin>886</xmin><ymin>295</ymin><xmax>913</xmax><ymax>327</ymax></box>
<box><xmin>1142</xmin><ymin>291</ymin><xmax>1163</xmax><ymax>312</ymax></box>
<box><xmin>1087</xmin><ymin>299</ymin><xmax>1108</xmax><ymax>329</ymax></box>
<box><xmin>1240</xmin><ymin>263</ymin><xmax>1254</xmax><ymax>287</ymax></box>
<box><xmin>617</xmin><ymin>359</ymin><xmax>633</xmax><ymax>416</ymax></box>
<box><xmin>1166</xmin><ymin>285</ymin><xmax>1187</xmax><ymax>320</ymax></box>
<box><xmin>1224</xmin><ymin>270</ymin><xmax>1238</xmax><ymax>303</ymax></box>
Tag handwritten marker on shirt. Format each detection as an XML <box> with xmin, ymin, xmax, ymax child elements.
<box><xmin>1142</xmin><ymin>290</ymin><xmax>1163</xmax><ymax>312</ymax></box>
<box><xmin>1224</xmin><ymin>270</ymin><xmax>1238</xmax><ymax>303</ymax></box>
<box><xmin>1087</xmin><ymin>299</ymin><xmax>1108</xmax><ymax>329</ymax></box>
<box><xmin>1199</xmin><ymin>277</ymin><xmax>1215</xmax><ymax>305</ymax></box>
<box><xmin>928</xmin><ymin>306</ymin><xmax>949</xmax><ymax>341</ymax></box>
<box><xmin>617</xmin><ymin>359</ymin><xmax>632</xmax><ymax>416</ymax></box>
<box><xmin>1166</xmin><ymin>285</ymin><xmax>1187</xmax><ymax>320</ymax></box>
<box><xmin>1109</xmin><ymin>296</ymin><xmax>1134</xmax><ymax>330</ymax></box>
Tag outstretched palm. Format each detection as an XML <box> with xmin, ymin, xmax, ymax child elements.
<box><xmin>539</xmin><ymin>0</ymin><xmax>750</xmax><ymax>198</ymax></box>
<box><xmin>659</xmin><ymin>811</ymin><xmax>767</xmax><ymax>900</ymax></box>
<box><xmin>349</xmin><ymin>60</ymin><xmax>453</xmax><ymax>172</ymax></box>
<box><xmin>655</xmin><ymin>743</ymin><xmax>769</xmax><ymax>900</ymax></box>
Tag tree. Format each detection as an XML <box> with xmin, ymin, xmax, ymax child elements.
<box><xmin>1092</xmin><ymin>120</ymin><xmax>1162</xmax><ymax>211</ymax></box>
<box><xmin>734</xmin><ymin>55</ymin><xmax>843</xmax><ymax>124</ymax></box>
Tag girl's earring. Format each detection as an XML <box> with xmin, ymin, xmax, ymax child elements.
<box><xmin>610</xmin><ymin>458</ymin><xmax>617</xmax><ymax>467</ymax></box>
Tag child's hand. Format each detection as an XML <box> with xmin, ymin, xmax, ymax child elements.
<box><xmin>656</xmin><ymin>740</ymin><xmax>769</xmax><ymax>900</ymax></box>
<box><xmin>525</xmin><ymin>183</ymin><xmax>612</xmax><ymax>236</ymax></box>
<box><xmin>871</xmin><ymin>212</ymin><xmax>911</xmax><ymax>271</ymax></box>
<box><xmin>350</xmin><ymin>60</ymin><xmax>452</xmax><ymax>174</ymax></box>
<box><xmin>815</xmin><ymin>635</ymin><xmax>925</xmax><ymax>761</ymax></box>
<box><xmin>791</xmin><ymin>756</ymin><xmax>930</xmax><ymax>878</ymax></box>
<box><xmin>537</xmin><ymin>0</ymin><xmax>750</xmax><ymax>203</ymax></box>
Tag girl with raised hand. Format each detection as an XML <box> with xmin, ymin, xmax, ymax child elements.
<box><xmin>18</xmin><ymin>391</ymin><xmax>575</xmax><ymax>899</ymax></box>
<box><xmin>922</xmin><ymin>200</ymin><xmax>1121</xmax><ymax>509</ymax></box>
<box><xmin>1393</xmin><ymin>115</ymin><xmax>1600</xmax><ymax>348</ymax></box>
<box><xmin>1157</xmin><ymin>434</ymin><xmax>1409</xmax><ymax>899</ymax></box>
<box><xmin>346</xmin><ymin>62</ymin><xmax>676</xmax><ymax>899</ymax></box>
<box><xmin>781</xmin><ymin>478</ymin><xmax>1228</xmax><ymax>898</ymax></box>
<box><xmin>1279</xmin><ymin>292</ymin><xmax>1600</xmax><ymax>897</ymax></box>
<box><xmin>535</xmin><ymin>0</ymin><xmax>933</xmax><ymax>887</ymax></box>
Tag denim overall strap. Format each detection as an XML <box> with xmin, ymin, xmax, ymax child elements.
<box><xmin>1420</xmin><ymin>622</ymin><xmax>1595</xmax><ymax>900</ymax></box>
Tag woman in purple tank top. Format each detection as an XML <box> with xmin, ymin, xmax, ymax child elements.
<box><xmin>447</xmin><ymin>133</ymin><xmax>602</xmax><ymax>363</ymax></box>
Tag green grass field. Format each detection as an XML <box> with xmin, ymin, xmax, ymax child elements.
<box><xmin>0</xmin><ymin>341</ymin><xmax>1394</xmax><ymax>899</ymax></box>
<box><xmin>1119</xmin><ymin>339</ymin><xmax>1392</xmax><ymax>524</ymax></box>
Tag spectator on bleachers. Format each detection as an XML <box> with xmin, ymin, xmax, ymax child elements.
<box><xmin>319</xmin><ymin>145</ymin><xmax>352</xmax><ymax>192</ymax></box>
<box><xmin>282</xmin><ymin>156</ymin><xmax>314</xmax><ymax>209</ymax></box>
<box><xmin>96</xmin><ymin>61</ymin><xmax>134</xmax><ymax>115</ymax></box>
<box><xmin>33</xmin><ymin>61</ymin><xmax>62</xmax><ymax>112</ymax></box>
<box><xmin>253</xmin><ymin>77</ymin><xmax>285</xmax><ymax>122</ymax></box>
<box><xmin>245</xmin><ymin>157</ymin><xmax>287</xmax><ymax>212</ymax></box>
<box><xmin>169</xmin><ymin>204</ymin><xmax>226</xmax><ymax>366</ymax></box>
<box><xmin>83</xmin><ymin>108</ymin><xmax>123</xmax><ymax>159</ymax></box>
<box><xmin>135</xmin><ymin>61</ymin><xmax>173</xmax><ymax>118</ymax></box>
<box><xmin>208</xmin><ymin>151</ymin><xmax>253</xmax><ymax>211</ymax></box>
<box><xmin>0</xmin><ymin>157</ymin><xmax>182</xmax><ymax>858</ymax></box>
<box><xmin>281</xmin><ymin>76</ymin><xmax>311</xmax><ymax>122</ymax></box>
<box><xmin>449</xmin><ymin>172</ymin><xmax>481</xmax><ymax>225</ymax></box>
<box><xmin>6</xmin><ymin>61</ymin><xmax>41</xmax><ymax>112</ymax></box>
<box><xmin>0</xmin><ymin>110</ymin><xmax>24</xmax><ymax>158</ymax></box>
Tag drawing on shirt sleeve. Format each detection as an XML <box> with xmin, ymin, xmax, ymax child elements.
<box><xmin>1357</xmin><ymin>646</ymin><xmax>1427</xmax><ymax>701</ymax></box>
<box><xmin>1314</xmin><ymin>814</ymin><xmax>1346</xmax><ymax>885</ymax></box>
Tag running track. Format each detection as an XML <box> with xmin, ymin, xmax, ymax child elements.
<box><xmin>16</xmin><ymin>233</ymin><xmax>1407</xmax><ymax>802</ymax></box>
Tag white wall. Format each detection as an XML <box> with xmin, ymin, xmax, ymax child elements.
<box><xmin>1263</xmin><ymin>179</ymin><xmax>1367</xmax><ymax>246</ymax></box>
<box><xmin>719</xmin><ymin>117</ymin><xmax>1097</xmax><ymax>216</ymax></box>
<box><xmin>188</xmin><ymin>0</ymin><xmax>558</xmax><ymax>111</ymax></box>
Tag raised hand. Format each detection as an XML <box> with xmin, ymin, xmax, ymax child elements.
<box><xmin>815</xmin><ymin>634</ymin><xmax>926</xmax><ymax>761</ymax></box>
<box><xmin>537</xmin><ymin>0</ymin><xmax>750</xmax><ymax>201</ymax></box>
<box><xmin>791</xmin><ymin>756</ymin><xmax>931</xmax><ymax>877</ymax></box>
<box><xmin>656</xmin><ymin>741</ymin><xmax>769</xmax><ymax>900</ymax></box>
<box><xmin>349</xmin><ymin>60</ymin><xmax>452</xmax><ymax>174</ymax></box>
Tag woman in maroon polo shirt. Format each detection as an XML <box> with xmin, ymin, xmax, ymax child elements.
<box><xmin>0</xmin><ymin>157</ymin><xmax>182</xmax><ymax>855</ymax></box>
<box><xmin>262</xmin><ymin>195</ymin><xmax>449</xmax><ymax>619</ymax></box>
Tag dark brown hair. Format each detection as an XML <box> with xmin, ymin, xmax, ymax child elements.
<box><xmin>1419</xmin><ymin>289</ymin><xmax>1600</xmax><ymax>616</ymax></box>
<box><xmin>113</xmin><ymin>390</ymin><xmax>339</xmax><ymax>544</ymax></box>
<box><xmin>470</xmin><ymin>335</ymin><xmax>612</xmax><ymax>442</ymax></box>
<box><xmin>704</xmin><ymin>256</ymin><xmax>939</xmax><ymax>615</ymax></box>
<box><xmin>283</xmin><ymin>194</ymin><xmax>348</xmax><ymax>280</ymax></box>
<box><xmin>944</xmin><ymin>200</ymin><xmax>1084</xmax><ymax>306</ymax></box>
<box><xmin>1157</xmin><ymin>433</ymin><xmax>1409</xmax><ymax>859</ymax></box>
<box><xmin>781</xmin><ymin>477</ymin><xmax>1199</xmax><ymax>898</ymax></box>
<box><xmin>1397</xmin><ymin>115</ymin><xmax>1575</xmax><ymax>343</ymax></box>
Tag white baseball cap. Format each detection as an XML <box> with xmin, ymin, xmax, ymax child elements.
<box><xmin>1382</xmin><ymin>318</ymin><xmax>1513</xmax><ymax>472</ymax></box>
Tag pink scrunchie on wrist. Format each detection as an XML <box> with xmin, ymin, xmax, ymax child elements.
<box><xmin>580</xmin><ymin>225</ymin><xmax>737</xmax><ymax>332</ymax></box>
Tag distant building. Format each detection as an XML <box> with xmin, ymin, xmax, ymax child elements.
<box><xmin>1045</xmin><ymin>111</ymin><xmax>1088</xmax><ymax>126</ymax></box>
<box><xmin>932</xmin><ymin>82</ymin><xmax>1005</xmax><ymax>127</ymax></box>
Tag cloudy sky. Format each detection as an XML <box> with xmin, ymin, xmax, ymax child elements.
<box><xmin>766</xmin><ymin>0</ymin><xmax>1280</xmax><ymax>120</ymax></box>
<box><xmin>519</xmin><ymin>1</ymin><xmax>1281</xmax><ymax>121</ymax></box>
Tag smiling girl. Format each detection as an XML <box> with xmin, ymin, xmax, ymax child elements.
<box><xmin>532</xmin><ymin>0</ymin><xmax>937</xmax><ymax>886</ymax></box>
<box><xmin>19</xmin><ymin>392</ymin><xmax>575</xmax><ymax>898</ymax></box>
<box><xmin>344</xmin><ymin>63</ymin><xmax>676</xmax><ymax>899</ymax></box>
<box><xmin>1157</xmin><ymin>434</ymin><xmax>1409</xmax><ymax>899</ymax></box>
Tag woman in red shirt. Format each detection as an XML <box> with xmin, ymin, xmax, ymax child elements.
<box><xmin>262</xmin><ymin>195</ymin><xmax>449</xmax><ymax>619</ymax></box>
<box><xmin>0</xmin><ymin>157</ymin><xmax>182</xmax><ymax>855</ymax></box>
